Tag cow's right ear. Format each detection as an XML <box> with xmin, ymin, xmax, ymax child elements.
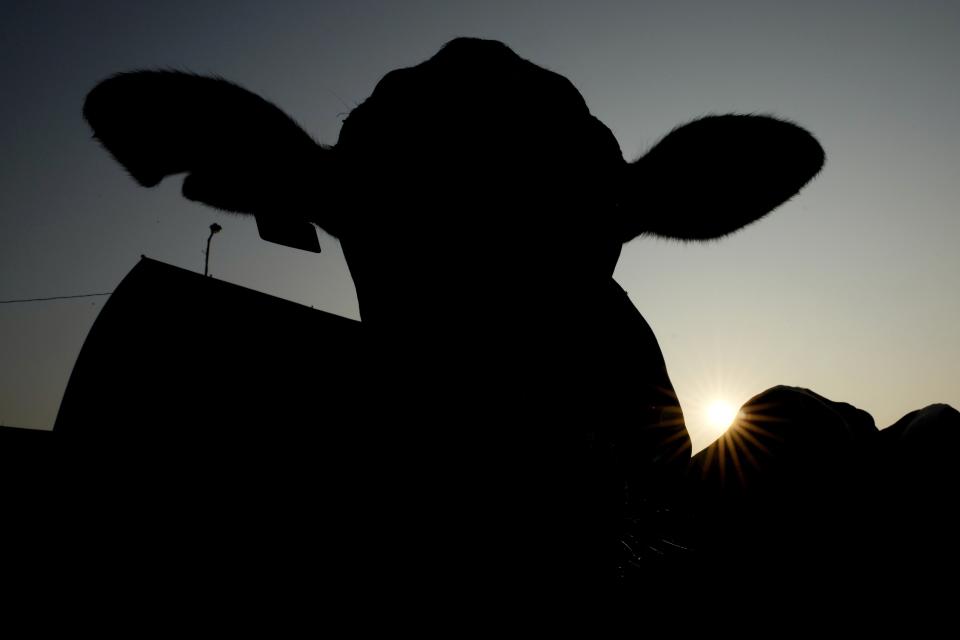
<box><xmin>84</xmin><ymin>71</ymin><xmax>343</xmax><ymax>250</ymax></box>
<box><xmin>617</xmin><ymin>115</ymin><xmax>825</xmax><ymax>243</ymax></box>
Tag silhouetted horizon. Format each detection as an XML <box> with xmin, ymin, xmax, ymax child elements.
<box><xmin>1</xmin><ymin>10</ymin><xmax>958</xmax><ymax>607</ymax></box>
<box><xmin>5</xmin><ymin>35</ymin><xmax>944</xmax><ymax>595</ymax></box>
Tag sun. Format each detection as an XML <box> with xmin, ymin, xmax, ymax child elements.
<box><xmin>678</xmin><ymin>350</ymin><xmax>758</xmax><ymax>450</ymax></box>
<box><xmin>705</xmin><ymin>400</ymin><xmax>740</xmax><ymax>431</ymax></box>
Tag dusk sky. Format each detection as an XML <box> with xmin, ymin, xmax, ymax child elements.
<box><xmin>1</xmin><ymin>0</ymin><xmax>957</xmax><ymax>451</ymax></box>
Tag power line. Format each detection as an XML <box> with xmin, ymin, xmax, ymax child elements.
<box><xmin>0</xmin><ymin>292</ymin><xmax>113</xmax><ymax>304</ymax></box>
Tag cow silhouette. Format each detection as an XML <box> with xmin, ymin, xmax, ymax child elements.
<box><xmin>82</xmin><ymin>38</ymin><xmax>825</xmax><ymax>587</ymax></box>
<box><xmin>685</xmin><ymin>383</ymin><xmax>960</xmax><ymax>601</ymax></box>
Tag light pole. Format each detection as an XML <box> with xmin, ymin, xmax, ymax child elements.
<box><xmin>204</xmin><ymin>223</ymin><xmax>222</xmax><ymax>277</ymax></box>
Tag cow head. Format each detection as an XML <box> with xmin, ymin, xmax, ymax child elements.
<box><xmin>84</xmin><ymin>38</ymin><xmax>824</xmax><ymax>328</ymax></box>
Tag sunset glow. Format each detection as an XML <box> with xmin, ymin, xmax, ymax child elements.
<box><xmin>706</xmin><ymin>400</ymin><xmax>740</xmax><ymax>431</ymax></box>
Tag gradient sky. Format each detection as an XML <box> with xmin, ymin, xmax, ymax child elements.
<box><xmin>1</xmin><ymin>0</ymin><xmax>957</xmax><ymax>451</ymax></box>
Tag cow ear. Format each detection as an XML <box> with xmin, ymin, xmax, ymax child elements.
<box><xmin>84</xmin><ymin>71</ymin><xmax>343</xmax><ymax>249</ymax></box>
<box><xmin>618</xmin><ymin>115</ymin><xmax>825</xmax><ymax>242</ymax></box>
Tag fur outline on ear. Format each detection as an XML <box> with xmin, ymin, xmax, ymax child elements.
<box><xmin>618</xmin><ymin>114</ymin><xmax>825</xmax><ymax>243</ymax></box>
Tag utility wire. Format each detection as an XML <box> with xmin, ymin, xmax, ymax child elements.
<box><xmin>0</xmin><ymin>292</ymin><xmax>113</xmax><ymax>304</ymax></box>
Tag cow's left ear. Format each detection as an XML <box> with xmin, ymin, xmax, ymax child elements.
<box><xmin>84</xmin><ymin>71</ymin><xmax>343</xmax><ymax>251</ymax></box>
<box><xmin>618</xmin><ymin>115</ymin><xmax>825</xmax><ymax>242</ymax></box>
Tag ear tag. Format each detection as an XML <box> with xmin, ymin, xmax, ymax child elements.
<box><xmin>255</xmin><ymin>215</ymin><xmax>321</xmax><ymax>253</ymax></box>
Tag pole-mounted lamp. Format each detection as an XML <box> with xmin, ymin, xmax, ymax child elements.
<box><xmin>204</xmin><ymin>223</ymin><xmax>222</xmax><ymax>277</ymax></box>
